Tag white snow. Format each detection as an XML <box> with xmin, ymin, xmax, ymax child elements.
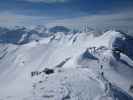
<box><xmin>0</xmin><ymin>30</ymin><xmax>133</xmax><ymax>100</ymax></box>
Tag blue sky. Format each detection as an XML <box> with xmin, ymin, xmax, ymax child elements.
<box><xmin>0</xmin><ymin>0</ymin><xmax>133</xmax><ymax>17</ymax></box>
<box><xmin>0</xmin><ymin>0</ymin><xmax>133</xmax><ymax>32</ymax></box>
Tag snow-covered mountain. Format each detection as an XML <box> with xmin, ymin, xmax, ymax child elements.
<box><xmin>0</xmin><ymin>28</ymin><xmax>133</xmax><ymax>100</ymax></box>
<box><xmin>0</xmin><ymin>26</ymin><xmax>49</xmax><ymax>44</ymax></box>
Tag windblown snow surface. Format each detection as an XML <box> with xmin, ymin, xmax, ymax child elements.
<box><xmin>0</xmin><ymin>30</ymin><xmax>133</xmax><ymax>100</ymax></box>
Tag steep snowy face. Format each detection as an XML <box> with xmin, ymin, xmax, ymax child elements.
<box><xmin>49</xmin><ymin>32</ymin><xmax>73</xmax><ymax>45</ymax></box>
<box><xmin>104</xmin><ymin>30</ymin><xmax>133</xmax><ymax>60</ymax></box>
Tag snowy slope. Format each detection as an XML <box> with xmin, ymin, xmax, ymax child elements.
<box><xmin>0</xmin><ymin>30</ymin><xmax>133</xmax><ymax>100</ymax></box>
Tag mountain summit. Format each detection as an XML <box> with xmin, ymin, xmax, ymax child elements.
<box><xmin>0</xmin><ymin>28</ymin><xmax>133</xmax><ymax>100</ymax></box>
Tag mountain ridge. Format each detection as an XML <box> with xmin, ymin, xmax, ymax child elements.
<box><xmin>0</xmin><ymin>28</ymin><xmax>133</xmax><ymax>100</ymax></box>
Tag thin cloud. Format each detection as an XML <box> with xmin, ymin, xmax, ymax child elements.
<box><xmin>47</xmin><ymin>11</ymin><xmax>133</xmax><ymax>33</ymax></box>
<box><xmin>0</xmin><ymin>11</ymin><xmax>133</xmax><ymax>33</ymax></box>
<box><xmin>0</xmin><ymin>12</ymin><xmax>53</xmax><ymax>27</ymax></box>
